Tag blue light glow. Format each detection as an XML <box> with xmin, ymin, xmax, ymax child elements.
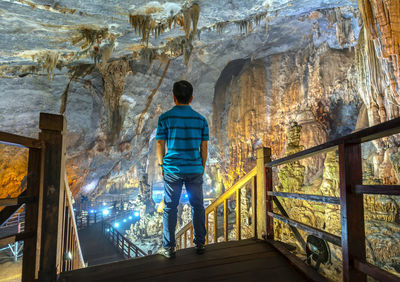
<box><xmin>123</xmin><ymin>219</ymin><xmax>127</xmax><ymax>222</ymax></box>
<box><xmin>128</xmin><ymin>216</ymin><xmax>132</xmax><ymax>220</ymax></box>
<box><xmin>90</xmin><ymin>209</ymin><xmax>95</xmax><ymax>213</ymax></box>
<box><xmin>102</xmin><ymin>209</ymin><xmax>110</xmax><ymax>216</ymax></box>
<box><xmin>134</xmin><ymin>211</ymin><xmax>140</xmax><ymax>217</ymax></box>
<box><xmin>114</xmin><ymin>223</ymin><xmax>119</xmax><ymax>228</ymax></box>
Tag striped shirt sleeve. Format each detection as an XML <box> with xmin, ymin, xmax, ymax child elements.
<box><xmin>202</xmin><ymin>119</ymin><xmax>209</xmax><ymax>141</ymax></box>
<box><xmin>156</xmin><ymin>116</ymin><xmax>167</xmax><ymax>140</ymax></box>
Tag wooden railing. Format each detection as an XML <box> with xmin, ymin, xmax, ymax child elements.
<box><xmin>76</xmin><ymin>209</ymin><xmax>133</xmax><ymax>230</ymax></box>
<box><xmin>102</xmin><ymin>222</ymin><xmax>147</xmax><ymax>258</ymax></box>
<box><xmin>175</xmin><ymin>118</ymin><xmax>400</xmax><ymax>281</ymax></box>
<box><xmin>76</xmin><ymin>211</ymin><xmax>105</xmax><ymax>230</ymax></box>
<box><xmin>62</xmin><ymin>173</ymin><xmax>85</xmax><ymax>271</ymax></box>
<box><xmin>0</xmin><ymin>205</ymin><xmax>25</xmax><ymax>238</ymax></box>
<box><xmin>264</xmin><ymin>117</ymin><xmax>400</xmax><ymax>282</ymax></box>
<box><xmin>176</xmin><ymin>148</ymin><xmax>271</xmax><ymax>249</ymax></box>
<box><xmin>0</xmin><ymin>127</ymin><xmax>44</xmax><ymax>282</ymax></box>
<box><xmin>0</xmin><ymin>113</ymin><xmax>86</xmax><ymax>281</ymax></box>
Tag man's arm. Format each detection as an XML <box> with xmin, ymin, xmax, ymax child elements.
<box><xmin>200</xmin><ymin>140</ymin><xmax>208</xmax><ymax>175</ymax></box>
<box><xmin>157</xmin><ymin>139</ymin><xmax>165</xmax><ymax>176</ymax></box>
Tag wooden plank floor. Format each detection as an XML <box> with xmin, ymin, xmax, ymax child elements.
<box><xmin>59</xmin><ymin>239</ymin><xmax>310</xmax><ymax>282</ymax></box>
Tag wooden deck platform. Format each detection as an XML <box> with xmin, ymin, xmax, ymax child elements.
<box><xmin>58</xmin><ymin>239</ymin><xmax>314</xmax><ymax>282</ymax></box>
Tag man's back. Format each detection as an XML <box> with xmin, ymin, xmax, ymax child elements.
<box><xmin>156</xmin><ymin>105</ymin><xmax>209</xmax><ymax>175</ymax></box>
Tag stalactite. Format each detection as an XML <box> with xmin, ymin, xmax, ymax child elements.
<box><xmin>183</xmin><ymin>38</ymin><xmax>193</xmax><ymax>66</ymax></box>
<box><xmin>72</xmin><ymin>26</ymin><xmax>109</xmax><ymax>50</ymax></box>
<box><xmin>139</xmin><ymin>48</ymin><xmax>159</xmax><ymax>64</ymax></box>
<box><xmin>98</xmin><ymin>60</ymin><xmax>132</xmax><ymax>143</ymax></box>
<box><xmin>189</xmin><ymin>3</ymin><xmax>200</xmax><ymax>35</ymax></box>
<box><xmin>31</xmin><ymin>51</ymin><xmax>60</xmax><ymax>79</ymax></box>
<box><xmin>182</xmin><ymin>7</ymin><xmax>192</xmax><ymax>38</ymax></box>
<box><xmin>214</xmin><ymin>21</ymin><xmax>229</xmax><ymax>34</ymax></box>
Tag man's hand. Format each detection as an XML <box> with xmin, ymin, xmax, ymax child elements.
<box><xmin>157</xmin><ymin>139</ymin><xmax>166</xmax><ymax>177</ymax></box>
<box><xmin>200</xmin><ymin>140</ymin><xmax>208</xmax><ymax>176</ymax></box>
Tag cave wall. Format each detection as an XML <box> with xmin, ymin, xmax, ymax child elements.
<box><xmin>1</xmin><ymin>2</ymin><xmax>400</xmax><ymax>279</ymax></box>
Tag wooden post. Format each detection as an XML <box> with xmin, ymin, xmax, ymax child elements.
<box><xmin>205</xmin><ymin>212</ymin><xmax>208</xmax><ymax>244</ymax></box>
<box><xmin>256</xmin><ymin>147</ymin><xmax>271</xmax><ymax>239</ymax></box>
<box><xmin>22</xmin><ymin>147</ymin><xmax>43</xmax><ymax>282</ymax></box>
<box><xmin>38</xmin><ymin>113</ymin><xmax>66</xmax><ymax>282</ymax></box>
<box><xmin>224</xmin><ymin>199</ymin><xmax>228</xmax><ymax>242</ymax></box>
<box><xmin>190</xmin><ymin>225</ymin><xmax>194</xmax><ymax>247</ymax></box>
<box><xmin>236</xmin><ymin>189</ymin><xmax>241</xmax><ymax>240</ymax></box>
<box><xmin>213</xmin><ymin>208</ymin><xmax>218</xmax><ymax>243</ymax></box>
<box><xmin>339</xmin><ymin>143</ymin><xmax>366</xmax><ymax>282</ymax></box>
<box><xmin>251</xmin><ymin>176</ymin><xmax>257</xmax><ymax>238</ymax></box>
<box><xmin>62</xmin><ymin>204</ymin><xmax>70</xmax><ymax>272</ymax></box>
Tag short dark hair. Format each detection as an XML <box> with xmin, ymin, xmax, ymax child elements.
<box><xmin>173</xmin><ymin>80</ymin><xmax>193</xmax><ymax>104</ymax></box>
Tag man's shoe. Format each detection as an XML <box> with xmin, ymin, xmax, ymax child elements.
<box><xmin>195</xmin><ymin>244</ymin><xmax>205</xmax><ymax>255</ymax></box>
<box><xmin>157</xmin><ymin>246</ymin><xmax>176</xmax><ymax>259</ymax></box>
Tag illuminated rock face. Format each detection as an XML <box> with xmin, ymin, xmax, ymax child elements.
<box><xmin>0</xmin><ymin>1</ymin><xmax>400</xmax><ymax>279</ymax></box>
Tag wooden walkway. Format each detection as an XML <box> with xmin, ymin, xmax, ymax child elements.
<box><xmin>78</xmin><ymin>223</ymin><xmax>124</xmax><ymax>266</ymax></box>
<box><xmin>58</xmin><ymin>239</ymin><xmax>311</xmax><ymax>282</ymax></box>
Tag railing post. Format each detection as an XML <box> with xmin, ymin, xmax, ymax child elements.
<box><xmin>224</xmin><ymin>199</ymin><xmax>228</xmax><ymax>242</ymax></box>
<box><xmin>251</xmin><ymin>176</ymin><xmax>257</xmax><ymax>238</ymax></box>
<box><xmin>213</xmin><ymin>207</ymin><xmax>218</xmax><ymax>243</ymax></box>
<box><xmin>236</xmin><ymin>189</ymin><xmax>241</xmax><ymax>240</ymax></box>
<box><xmin>22</xmin><ymin>147</ymin><xmax>43</xmax><ymax>282</ymax></box>
<box><xmin>339</xmin><ymin>142</ymin><xmax>366</xmax><ymax>282</ymax></box>
<box><xmin>184</xmin><ymin>231</ymin><xmax>187</xmax><ymax>248</ymax></box>
<box><xmin>190</xmin><ymin>225</ymin><xmax>194</xmax><ymax>247</ymax></box>
<box><xmin>62</xmin><ymin>204</ymin><xmax>70</xmax><ymax>272</ymax></box>
<box><xmin>38</xmin><ymin>113</ymin><xmax>66</xmax><ymax>282</ymax></box>
<box><xmin>205</xmin><ymin>212</ymin><xmax>209</xmax><ymax>244</ymax></box>
<box><xmin>256</xmin><ymin>147</ymin><xmax>271</xmax><ymax>239</ymax></box>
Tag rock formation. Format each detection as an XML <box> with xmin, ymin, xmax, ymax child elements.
<box><xmin>0</xmin><ymin>0</ymin><xmax>400</xmax><ymax>280</ymax></box>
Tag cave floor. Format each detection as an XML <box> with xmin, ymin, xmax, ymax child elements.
<box><xmin>59</xmin><ymin>239</ymin><xmax>310</xmax><ymax>282</ymax></box>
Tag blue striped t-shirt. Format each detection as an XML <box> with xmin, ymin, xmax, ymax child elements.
<box><xmin>156</xmin><ymin>105</ymin><xmax>209</xmax><ymax>174</ymax></box>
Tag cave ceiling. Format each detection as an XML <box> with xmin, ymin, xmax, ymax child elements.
<box><xmin>0</xmin><ymin>0</ymin><xmax>357</xmax><ymax>73</ymax></box>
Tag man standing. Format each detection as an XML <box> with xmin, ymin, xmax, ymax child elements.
<box><xmin>156</xmin><ymin>80</ymin><xmax>208</xmax><ymax>258</ymax></box>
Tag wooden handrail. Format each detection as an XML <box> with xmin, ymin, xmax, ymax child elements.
<box><xmin>207</xmin><ymin>167</ymin><xmax>257</xmax><ymax>212</ymax></box>
<box><xmin>267</xmin><ymin>117</ymin><xmax>400</xmax><ymax>167</ymax></box>
<box><xmin>62</xmin><ymin>173</ymin><xmax>85</xmax><ymax>271</ymax></box>
<box><xmin>176</xmin><ymin>166</ymin><xmax>259</xmax><ymax>248</ymax></box>
<box><xmin>353</xmin><ymin>184</ymin><xmax>400</xmax><ymax>195</ymax></box>
<box><xmin>1</xmin><ymin>113</ymin><xmax>89</xmax><ymax>281</ymax></box>
<box><xmin>267</xmin><ymin>191</ymin><xmax>340</xmax><ymax>205</ymax></box>
<box><xmin>263</xmin><ymin>118</ymin><xmax>400</xmax><ymax>281</ymax></box>
<box><xmin>0</xmin><ymin>131</ymin><xmax>41</xmax><ymax>149</ymax></box>
<box><xmin>103</xmin><ymin>222</ymin><xmax>146</xmax><ymax>258</ymax></box>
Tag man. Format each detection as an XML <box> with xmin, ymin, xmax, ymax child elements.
<box><xmin>156</xmin><ymin>80</ymin><xmax>208</xmax><ymax>258</ymax></box>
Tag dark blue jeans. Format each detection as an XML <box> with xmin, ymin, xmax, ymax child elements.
<box><xmin>162</xmin><ymin>173</ymin><xmax>206</xmax><ymax>248</ymax></box>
